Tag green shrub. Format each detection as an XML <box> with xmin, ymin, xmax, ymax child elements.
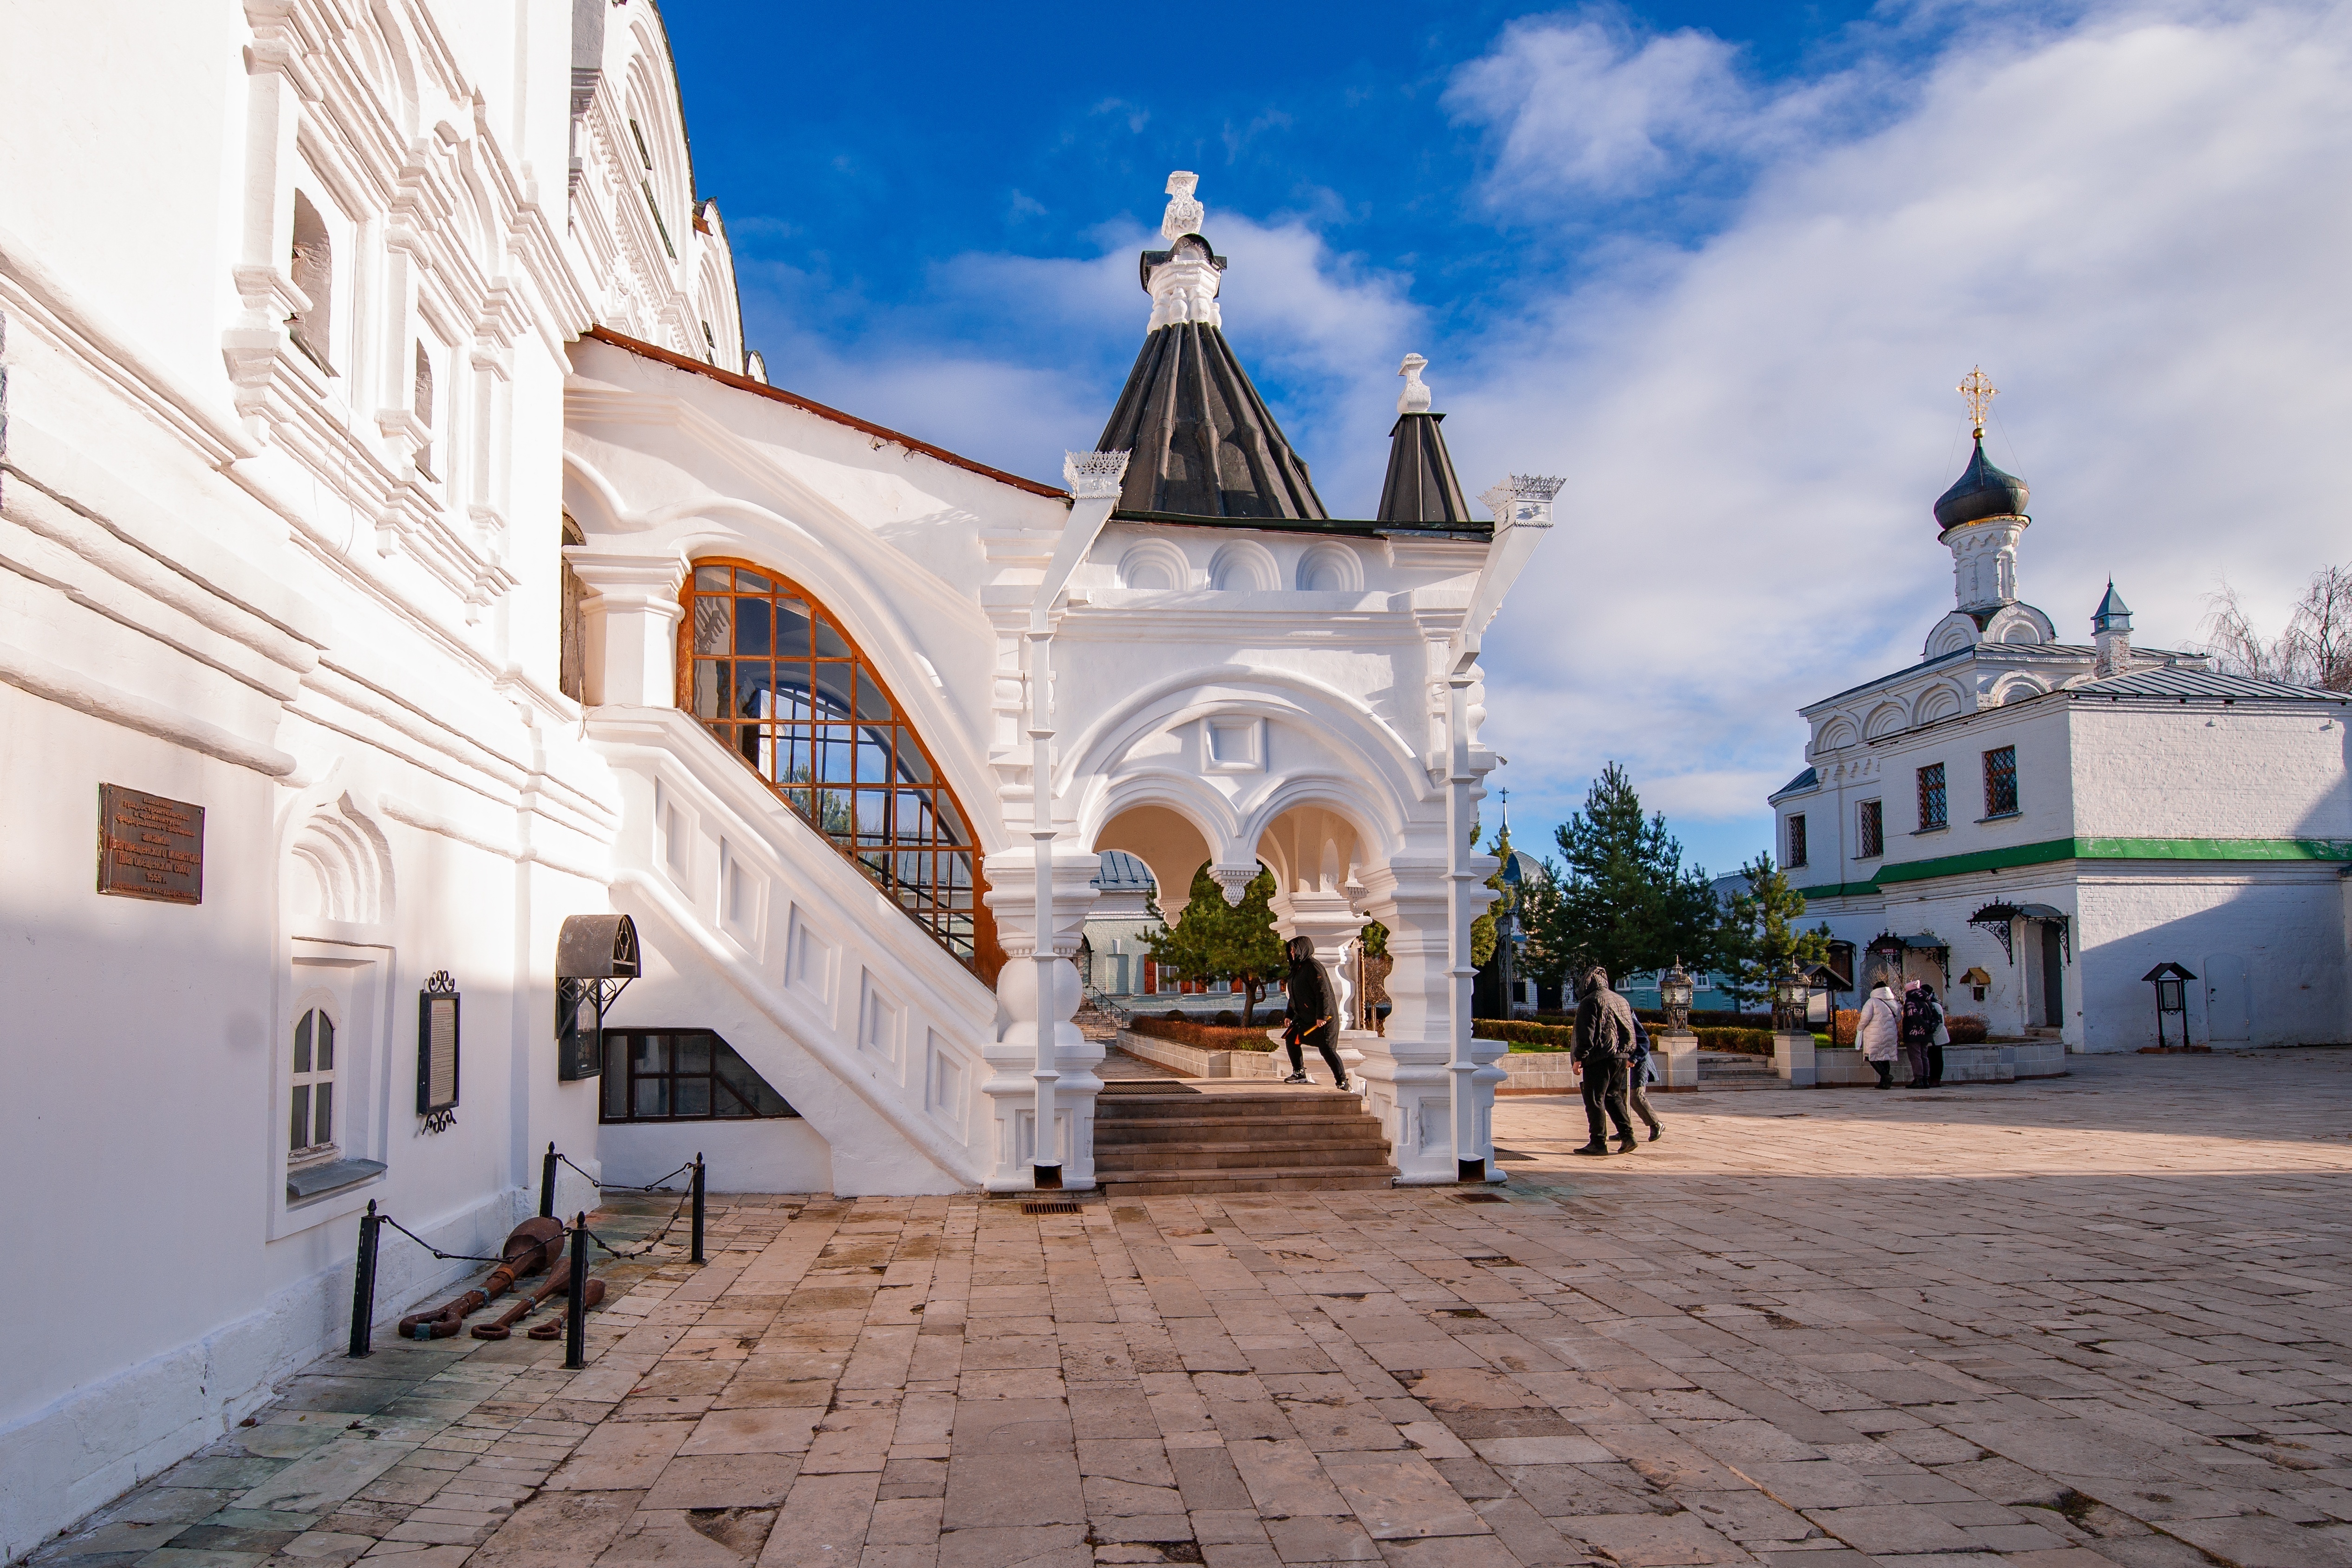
<box><xmin>1127</xmin><ymin>1015</ymin><xmax>1280</xmax><ymax>1052</ymax></box>
<box><xmin>1693</xmin><ymin>1027</ymin><xmax>1774</xmax><ymax>1056</ymax></box>
<box><xmin>1472</xmin><ymin>1018</ymin><xmax>1573</xmax><ymax>1051</ymax></box>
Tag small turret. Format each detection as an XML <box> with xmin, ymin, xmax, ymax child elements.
<box><xmin>1375</xmin><ymin>354</ymin><xmax>1473</xmax><ymax>526</ymax></box>
<box><xmin>2092</xmin><ymin>581</ymin><xmax>2132</xmax><ymax>677</ymax></box>
<box><xmin>1938</xmin><ymin>367</ymin><xmax>2032</xmax><ymax>613</ymax></box>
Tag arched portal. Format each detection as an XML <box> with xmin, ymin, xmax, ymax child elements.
<box><xmin>677</xmin><ymin>559</ymin><xmax>1001</xmax><ymax>975</ymax></box>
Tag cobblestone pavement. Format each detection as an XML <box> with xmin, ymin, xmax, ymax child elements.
<box><xmin>27</xmin><ymin>1050</ymin><xmax>2352</xmax><ymax>1568</ymax></box>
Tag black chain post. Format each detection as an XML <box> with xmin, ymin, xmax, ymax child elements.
<box><xmin>348</xmin><ymin>1200</ymin><xmax>381</xmax><ymax>1358</ymax></box>
<box><xmin>690</xmin><ymin>1152</ymin><xmax>705</xmax><ymax>1265</ymax></box>
<box><xmin>564</xmin><ymin>1213</ymin><xmax>589</xmax><ymax>1369</ymax></box>
<box><xmin>539</xmin><ymin>1142</ymin><xmax>559</xmax><ymax>1219</ymax></box>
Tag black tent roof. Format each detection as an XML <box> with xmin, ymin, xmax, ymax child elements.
<box><xmin>1096</xmin><ymin>316</ymin><xmax>1328</xmax><ymax>522</ymax></box>
<box><xmin>1376</xmin><ymin>411</ymin><xmax>1474</xmax><ymax>526</ymax></box>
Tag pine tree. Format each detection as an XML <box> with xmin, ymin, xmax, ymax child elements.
<box><xmin>1471</xmin><ymin>821</ymin><xmax>1512</xmax><ymax>969</ymax></box>
<box><xmin>1144</xmin><ymin>863</ymin><xmax>1288</xmax><ymax>1024</ymax></box>
<box><xmin>1717</xmin><ymin>853</ymin><xmax>1831</xmax><ymax>1010</ymax></box>
<box><xmin>1527</xmin><ymin>763</ymin><xmax>1718</xmax><ymax>989</ymax></box>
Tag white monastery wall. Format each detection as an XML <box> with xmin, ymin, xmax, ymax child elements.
<box><xmin>2069</xmin><ymin>707</ymin><xmax>2352</xmax><ymax>840</ymax></box>
<box><xmin>2076</xmin><ymin>872</ymin><xmax>2348</xmax><ymax>1049</ymax></box>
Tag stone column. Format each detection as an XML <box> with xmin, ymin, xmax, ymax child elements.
<box><xmin>1772</xmin><ymin>1030</ymin><xmax>1818</xmax><ymax>1088</ymax></box>
<box><xmin>1653</xmin><ymin>1031</ymin><xmax>1700</xmax><ymax>1090</ymax></box>
<box><xmin>978</xmin><ymin>845</ymin><xmax>1103</xmax><ymax>1191</ymax></box>
<box><xmin>1351</xmin><ymin>859</ymin><xmax>1490</xmax><ymax>1183</ymax></box>
<box><xmin>566</xmin><ymin>552</ymin><xmax>687</xmax><ymax>707</ymax></box>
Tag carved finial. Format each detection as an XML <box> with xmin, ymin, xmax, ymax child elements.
<box><xmin>1161</xmin><ymin>171</ymin><xmax>1204</xmax><ymax>242</ymax></box>
<box><xmin>1958</xmin><ymin>365</ymin><xmax>1998</xmax><ymax>438</ymax></box>
<box><xmin>1063</xmin><ymin>449</ymin><xmax>1132</xmax><ymax>500</ymax></box>
<box><xmin>1397</xmin><ymin>353</ymin><xmax>1432</xmax><ymax>415</ymax></box>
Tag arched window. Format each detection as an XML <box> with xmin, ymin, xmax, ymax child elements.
<box><xmin>287</xmin><ymin>192</ymin><xmax>333</xmax><ymax>371</ymax></box>
<box><xmin>680</xmin><ymin>561</ymin><xmax>998</xmax><ymax>975</ymax></box>
<box><xmin>559</xmin><ymin>513</ymin><xmax>586</xmax><ymax>703</ymax></box>
<box><xmin>289</xmin><ymin>1005</ymin><xmax>338</xmax><ymax>1166</ymax></box>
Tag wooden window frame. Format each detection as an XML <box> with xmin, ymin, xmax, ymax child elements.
<box><xmin>677</xmin><ymin>559</ymin><xmax>1002</xmax><ymax>979</ymax></box>
<box><xmin>599</xmin><ymin>1028</ymin><xmax>800</xmax><ymax>1122</ymax></box>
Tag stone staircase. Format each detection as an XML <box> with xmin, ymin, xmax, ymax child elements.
<box><xmin>1696</xmin><ymin>1051</ymin><xmax>1786</xmax><ymax>1090</ymax></box>
<box><xmin>1092</xmin><ymin>1083</ymin><xmax>1397</xmax><ymax>1196</ymax></box>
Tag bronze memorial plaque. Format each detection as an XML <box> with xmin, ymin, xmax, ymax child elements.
<box><xmin>97</xmin><ymin>784</ymin><xmax>205</xmax><ymax>904</ymax></box>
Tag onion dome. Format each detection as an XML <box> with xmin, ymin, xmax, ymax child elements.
<box><xmin>1934</xmin><ymin>435</ymin><xmax>2029</xmax><ymax>531</ymax></box>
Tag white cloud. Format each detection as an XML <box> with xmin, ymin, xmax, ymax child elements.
<box><xmin>1454</xmin><ymin>0</ymin><xmax>2352</xmax><ymax>866</ymax></box>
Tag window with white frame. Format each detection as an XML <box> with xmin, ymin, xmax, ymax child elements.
<box><xmin>288</xmin><ymin>1004</ymin><xmax>338</xmax><ymax>1167</ymax></box>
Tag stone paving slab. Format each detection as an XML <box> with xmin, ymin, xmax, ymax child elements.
<box><xmin>21</xmin><ymin>1049</ymin><xmax>2352</xmax><ymax>1568</ymax></box>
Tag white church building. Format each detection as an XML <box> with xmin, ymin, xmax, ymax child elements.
<box><xmin>1772</xmin><ymin>393</ymin><xmax>2352</xmax><ymax>1054</ymax></box>
<box><xmin>0</xmin><ymin>2</ymin><xmax>1553</xmax><ymax>1553</ymax></box>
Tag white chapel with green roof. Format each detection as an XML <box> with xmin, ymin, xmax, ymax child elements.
<box><xmin>1769</xmin><ymin>386</ymin><xmax>2351</xmax><ymax>1054</ymax></box>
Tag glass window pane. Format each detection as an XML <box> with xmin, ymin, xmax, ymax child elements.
<box><xmin>693</xmin><ymin>595</ymin><xmax>732</xmax><ymax>654</ymax></box>
<box><xmin>812</xmin><ymin>664</ymin><xmax>855</xmax><ymax>721</ymax></box>
<box><xmin>603</xmin><ymin>1046</ymin><xmax>628</xmax><ymax>1119</ymax></box>
<box><xmin>290</xmin><ymin>1086</ymin><xmax>311</xmax><ymax>1150</ymax></box>
<box><xmin>317</xmin><ymin>1016</ymin><xmax>334</xmax><ymax>1072</ymax></box>
<box><xmin>854</xmin><ymin>668</ymin><xmax>893</xmax><ymax>724</ymax></box>
<box><xmin>293</xmin><ymin>1012</ymin><xmax>312</xmax><ymax>1075</ymax></box>
<box><xmin>634</xmin><ymin>1077</ymin><xmax>669</xmax><ymax>1117</ymax></box>
<box><xmin>812</xmin><ymin>617</ymin><xmax>852</xmax><ymax>658</ymax></box>
<box><xmin>775</xmin><ymin>598</ymin><xmax>813</xmax><ymax>657</ymax></box>
<box><xmin>633</xmin><ymin>1035</ymin><xmax>669</xmax><ymax>1073</ymax></box>
<box><xmin>893</xmin><ymin>738</ymin><xmax>932</xmax><ymax>785</ymax></box>
<box><xmin>734</xmin><ymin>597</ymin><xmax>772</xmax><ymax>657</ymax></box>
<box><xmin>812</xmin><ymin>725</ymin><xmax>857</xmax><ymax>783</ymax></box>
<box><xmin>818</xmin><ymin>788</ymin><xmax>853</xmax><ymax>837</ymax></box>
<box><xmin>737</xmin><ymin>568</ymin><xmax>772</xmax><ymax>592</ymax></box>
<box><xmin>736</xmin><ymin>664</ymin><xmax>774</xmax><ymax>721</ymax></box>
<box><xmin>674</xmin><ymin>1077</ymin><xmax>711</xmax><ymax>1116</ymax></box>
<box><xmin>856</xmin><ymin>730</ymin><xmax>892</xmax><ymax>784</ymax></box>
<box><xmin>694</xmin><ymin>565</ymin><xmax>733</xmax><ymax>591</ymax></box>
<box><xmin>315</xmin><ymin>1082</ymin><xmax>333</xmax><ymax>1146</ymax></box>
<box><xmin>675</xmin><ymin>1034</ymin><xmax>712</xmax><ymax>1073</ymax></box>
<box><xmin>694</xmin><ymin>659</ymin><xmax>728</xmax><ymax>718</ymax></box>
<box><xmin>936</xmin><ymin>798</ymin><xmax>968</xmax><ymax>846</ymax></box>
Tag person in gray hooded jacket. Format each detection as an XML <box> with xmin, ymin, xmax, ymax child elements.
<box><xmin>1570</xmin><ymin>967</ymin><xmax>1639</xmax><ymax>1155</ymax></box>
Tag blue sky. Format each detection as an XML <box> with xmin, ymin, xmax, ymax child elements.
<box><xmin>667</xmin><ymin>0</ymin><xmax>2352</xmax><ymax>883</ymax></box>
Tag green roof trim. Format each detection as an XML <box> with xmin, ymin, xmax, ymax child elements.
<box><xmin>1796</xmin><ymin>835</ymin><xmax>2352</xmax><ymax>900</ymax></box>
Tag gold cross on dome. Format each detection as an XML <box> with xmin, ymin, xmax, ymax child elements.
<box><xmin>1958</xmin><ymin>366</ymin><xmax>1998</xmax><ymax>437</ymax></box>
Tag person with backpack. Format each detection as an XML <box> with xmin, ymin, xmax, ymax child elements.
<box><xmin>1570</xmin><ymin>966</ymin><xmax>1639</xmax><ymax>1155</ymax></box>
<box><xmin>1856</xmin><ymin>973</ymin><xmax>1902</xmax><ymax>1088</ymax></box>
<box><xmin>1625</xmin><ymin>1010</ymin><xmax>1663</xmax><ymax>1142</ymax></box>
<box><xmin>1899</xmin><ymin>981</ymin><xmax>1941</xmax><ymax>1090</ymax></box>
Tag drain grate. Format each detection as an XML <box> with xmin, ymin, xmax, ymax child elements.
<box><xmin>1023</xmin><ymin>1201</ymin><xmax>1083</xmax><ymax>1215</ymax></box>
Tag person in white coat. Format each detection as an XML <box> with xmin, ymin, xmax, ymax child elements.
<box><xmin>1856</xmin><ymin>975</ymin><xmax>1902</xmax><ymax>1089</ymax></box>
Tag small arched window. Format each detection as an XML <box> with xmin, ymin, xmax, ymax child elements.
<box><xmin>559</xmin><ymin>513</ymin><xmax>586</xmax><ymax>703</ymax></box>
<box><xmin>412</xmin><ymin>342</ymin><xmax>435</xmax><ymax>479</ymax></box>
<box><xmin>680</xmin><ymin>561</ymin><xmax>998</xmax><ymax>976</ymax></box>
<box><xmin>287</xmin><ymin>192</ymin><xmax>333</xmax><ymax>372</ymax></box>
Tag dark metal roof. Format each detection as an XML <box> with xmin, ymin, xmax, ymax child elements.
<box><xmin>1092</xmin><ymin>850</ymin><xmax>1157</xmax><ymax>892</ymax></box>
<box><xmin>1376</xmin><ymin>413</ymin><xmax>1473</xmax><ymax>526</ymax></box>
<box><xmin>2072</xmin><ymin>667</ymin><xmax>2348</xmax><ymax>703</ymax></box>
<box><xmin>1933</xmin><ymin>436</ymin><xmax>2029</xmax><ymax>531</ymax></box>
<box><xmin>1096</xmin><ymin>321</ymin><xmax>1328</xmax><ymax>522</ymax></box>
<box><xmin>2092</xmin><ymin>580</ymin><xmax>2131</xmax><ymax>632</ymax></box>
<box><xmin>1774</xmin><ymin>766</ymin><xmax>1819</xmax><ymax>797</ymax></box>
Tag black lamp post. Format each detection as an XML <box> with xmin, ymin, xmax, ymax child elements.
<box><xmin>1659</xmin><ymin>959</ymin><xmax>1694</xmax><ymax>1034</ymax></box>
<box><xmin>1770</xmin><ymin>969</ymin><xmax>1808</xmax><ymax>1032</ymax></box>
<box><xmin>2142</xmin><ymin>963</ymin><xmax>2195</xmax><ymax>1049</ymax></box>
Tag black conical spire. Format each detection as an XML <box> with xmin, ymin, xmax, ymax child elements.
<box><xmin>1094</xmin><ymin>174</ymin><xmax>1327</xmax><ymax>522</ymax></box>
<box><xmin>1375</xmin><ymin>354</ymin><xmax>1472</xmax><ymax>526</ymax></box>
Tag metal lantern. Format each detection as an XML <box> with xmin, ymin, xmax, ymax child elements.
<box><xmin>1658</xmin><ymin>959</ymin><xmax>1695</xmax><ymax>1033</ymax></box>
<box><xmin>2143</xmin><ymin>962</ymin><xmax>2196</xmax><ymax>1049</ymax></box>
<box><xmin>1770</xmin><ymin>969</ymin><xmax>1809</xmax><ymax>1031</ymax></box>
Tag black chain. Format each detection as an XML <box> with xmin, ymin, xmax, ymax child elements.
<box><xmin>372</xmin><ymin>1212</ymin><xmax>512</xmax><ymax>1265</ymax></box>
<box><xmin>581</xmin><ymin>1185</ymin><xmax>696</xmax><ymax>1259</ymax></box>
<box><xmin>558</xmin><ymin>1152</ymin><xmax>696</xmax><ymax>1193</ymax></box>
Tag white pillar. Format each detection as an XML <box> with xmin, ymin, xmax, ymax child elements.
<box><xmin>566</xmin><ymin>553</ymin><xmax>687</xmax><ymax>707</ymax></box>
<box><xmin>980</xmin><ymin>848</ymin><xmax>1103</xmax><ymax>1191</ymax></box>
<box><xmin>1351</xmin><ymin>860</ymin><xmax>1496</xmax><ymax>1184</ymax></box>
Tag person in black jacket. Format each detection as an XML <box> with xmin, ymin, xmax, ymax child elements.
<box><xmin>1281</xmin><ymin>937</ymin><xmax>1349</xmax><ymax>1088</ymax></box>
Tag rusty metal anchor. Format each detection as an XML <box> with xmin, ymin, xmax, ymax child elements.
<box><xmin>526</xmin><ymin>1275</ymin><xmax>605</xmax><ymax>1339</ymax></box>
<box><xmin>396</xmin><ymin>1217</ymin><xmax>567</xmax><ymax>1340</ymax></box>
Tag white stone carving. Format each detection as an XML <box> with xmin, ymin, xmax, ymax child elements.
<box><xmin>1397</xmin><ymin>353</ymin><xmax>1432</xmax><ymax>414</ymax></box>
<box><xmin>1145</xmin><ymin>237</ymin><xmax>1223</xmax><ymax>331</ymax></box>
<box><xmin>1063</xmin><ymin>449</ymin><xmax>1132</xmax><ymax>499</ymax></box>
<box><xmin>1208</xmin><ymin>864</ymin><xmax>1258</xmax><ymax>905</ymax></box>
<box><xmin>1480</xmin><ymin>475</ymin><xmax>1566</xmax><ymax>529</ymax></box>
<box><xmin>1161</xmin><ymin>170</ymin><xmax>1204</xmax><ymax>241</ymax></box>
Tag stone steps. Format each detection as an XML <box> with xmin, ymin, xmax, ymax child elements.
<box><xmin>1697</xmin><ymin>1052</ymin><xmax>1786</xmax><ymax>1090</ymax></box>
<box><xmin>1093</xmin><ymin>1087</ymin><xmax>1396</xmax><ymax>1196</ymax></box>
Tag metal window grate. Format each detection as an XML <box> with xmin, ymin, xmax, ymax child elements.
<box><xmin>1857</xmin><ymin>799</ymin><xmax>1883</xmax><ymax>859</ymax></box>
<box><xmin>1786</xmin><ymin>813</ymin><xmax>1808</xmax><ymax>868</ymax></box>
<box><xmin>1917</xmin><ymin>762</ymin><xmax>1947</xmax><ymax>829</ymax></box>
<box><xmin>680</xmin><ymin>560</ymin><xmax>1001</xmax><ymax>975</ymax></box>
<box><xmin>1983</xmin><ymin>745</ymin><xmax>2018</xmax><ymax>816</ymax></box>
